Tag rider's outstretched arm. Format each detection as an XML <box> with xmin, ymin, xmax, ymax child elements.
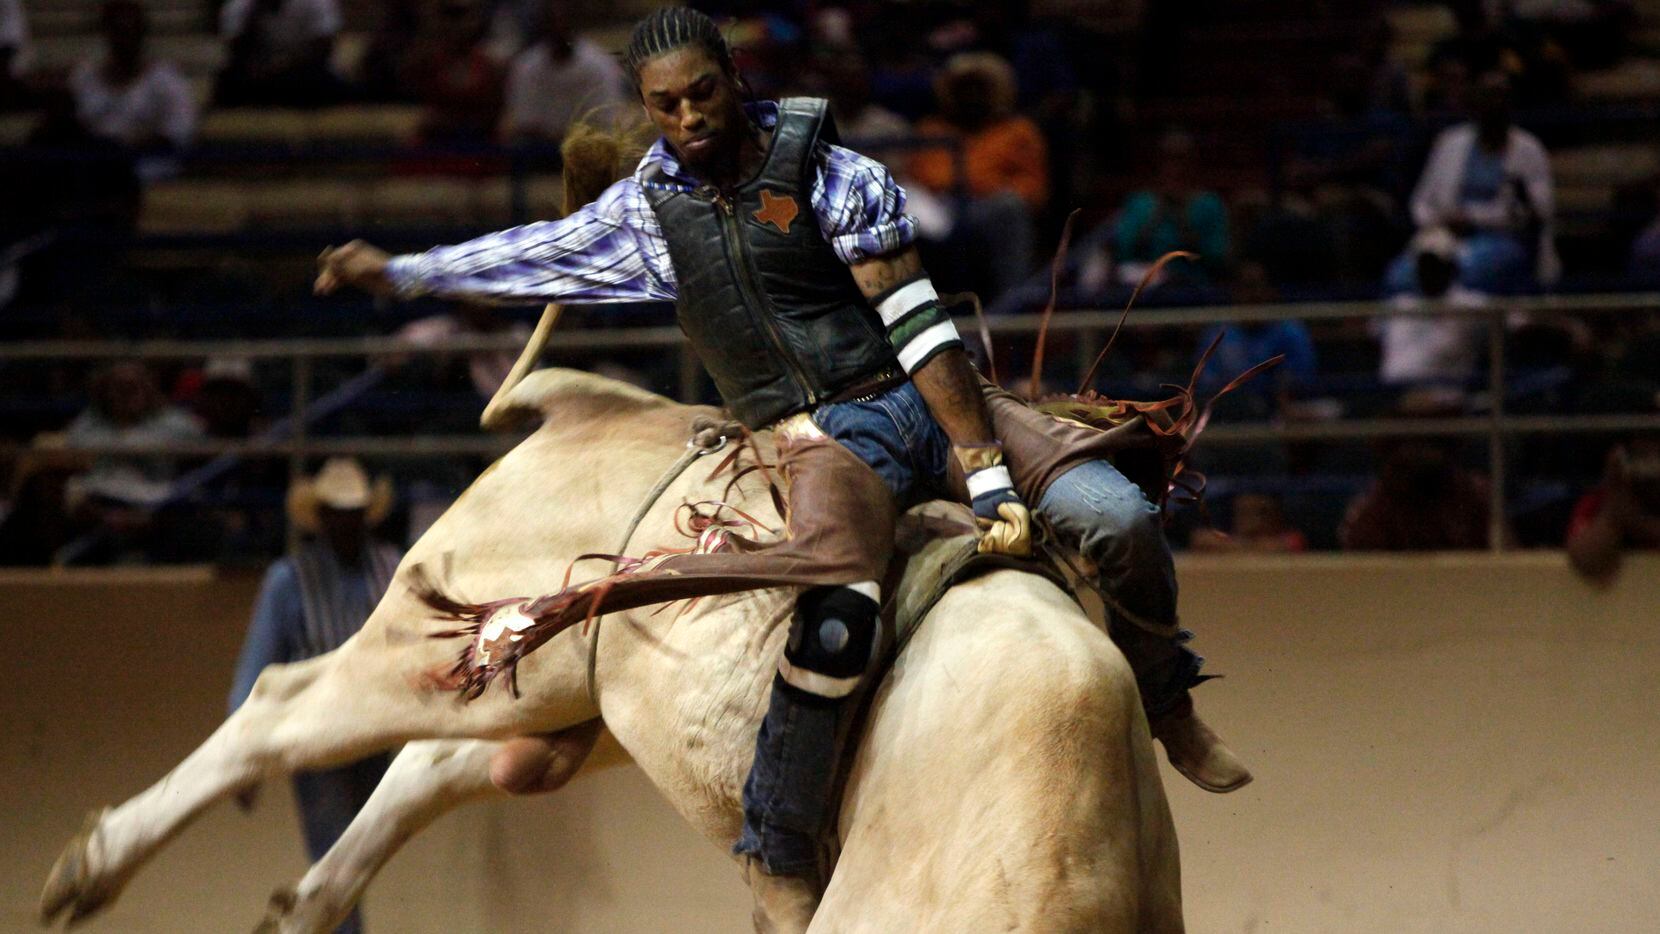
<box><xmin>313</xmin><ymin>182</ymin><xmax>675</xmax><ymax>306</ymax></box>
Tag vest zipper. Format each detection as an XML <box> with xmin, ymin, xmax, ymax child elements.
<box><xmin>709</xmin><ymin>187</ymin><xmax>819</xmax><ymax>407</ymax></box>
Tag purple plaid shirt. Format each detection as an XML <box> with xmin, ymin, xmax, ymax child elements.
<box><xmin>385</xmin><ymin>101</ymin><xmax>918</xmax><ymax>305</ymax></box>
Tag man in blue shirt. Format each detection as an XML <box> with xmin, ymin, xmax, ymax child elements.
<box><xmin>229</xmin><ymin>459</ymin><xmax>402</xmax><ymax>934</ymax></box>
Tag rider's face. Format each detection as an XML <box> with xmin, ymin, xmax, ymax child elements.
<box><xmin>637</xmin><ymin>47</ymin><xmax>745</xmax><ymax>176</ymax></box>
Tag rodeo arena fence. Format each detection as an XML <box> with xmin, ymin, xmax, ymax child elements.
<box><xmin>7</xmin><ymin>290</ymin><xmax>1660</xmax><ymax>558</ymax></box>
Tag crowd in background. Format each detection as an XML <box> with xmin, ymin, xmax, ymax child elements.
<box><xmin>0</xmin><ymin>0</ymin><xmax>1658</xmax><ymax>573</ymax></box>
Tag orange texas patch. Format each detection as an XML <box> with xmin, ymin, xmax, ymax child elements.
<box><xmin>753</xmin><ymin>189</ymin><xmax>798</xmax><ymax>234</ymax></box>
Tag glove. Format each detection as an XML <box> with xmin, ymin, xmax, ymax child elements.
<box><xmin>956</xmin><ymin>443</ymin><xmax>1034</xmax><ymax>557</ymax></box>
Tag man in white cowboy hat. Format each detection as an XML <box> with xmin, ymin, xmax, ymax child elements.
<box><xmin>227</xmin><ymin>457</ymin><xmax>401</xmax><ymax>934</ymax></box>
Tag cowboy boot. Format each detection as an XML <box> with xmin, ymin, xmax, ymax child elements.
<box><xmin>1148</xmin><ymin>694</ymin><xmax>1253</xmax><ymax>793</ymax></box>
<box><xmin>739</xmin><ymin>856</ymin><xmax>820</xmax><ymax>934</ymax></box>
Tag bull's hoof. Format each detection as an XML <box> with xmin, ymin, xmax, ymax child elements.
<box><xmin>39</xmin><ymin>808</ymin><xmax>120</xmax><ymax>928</ymax></box>
<box><xmin>252</xmin><ymin>882</ymin><xmax>336</xmax><ymax>934</ymax></box>
<box><xmin>251</xmin><ymin>884</ymin><xmax>299</xmax><ymax>933</ymax></box>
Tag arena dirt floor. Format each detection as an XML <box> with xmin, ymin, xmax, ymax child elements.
<box><xmin>3</xmin><ymin>553</ymin><xmax>1657</xmax><ymax>932</ymax></box>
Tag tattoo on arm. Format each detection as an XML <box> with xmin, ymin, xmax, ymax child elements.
<box><xmin>850</xmin><ymin>247</ymin><xmax>923</xmax><ymax>300</ymax></box>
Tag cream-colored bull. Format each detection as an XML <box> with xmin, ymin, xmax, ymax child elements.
<box><xmin>40</xmin><ymin>369</ymin><xmax>1183</xmax><ymax>932</ymax></box>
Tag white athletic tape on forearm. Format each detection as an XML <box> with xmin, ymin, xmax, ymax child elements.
<box><xmin>896</xmin><ymin>319</ymin><xmax>961</xmax><ymax>372</ymax></box>
<box><xmin>966</xmin><ymin>464</ymin><xmax>1015</xmax><ymax>500</ymax></box>
<box><xmin>875</xmin><ymin>278</ymin><xmax>940</xmax><ymax>326</ymax></box>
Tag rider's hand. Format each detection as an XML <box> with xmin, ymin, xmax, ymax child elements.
<box><xmin>977</xmin><ymin>499</ymin><xmax>1033</xmax><ymax>557</ymax></box>
<box><xmin>956</xmin><ymin>442</ymin><xmax>1034</xmax><ymax>558</ymax></box>
<box><xmin>315</xmin><ymin>240</ymin><xmax>395</xmax><ymax>297</ymax></box>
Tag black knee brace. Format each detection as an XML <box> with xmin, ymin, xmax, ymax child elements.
<box><xmin>779</xmin><ymin>584</ymin><xmax>880</xmax><ymax>699</ymax></box>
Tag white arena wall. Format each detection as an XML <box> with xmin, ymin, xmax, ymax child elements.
<box><xmin>3</xmin><ymin>553</ymin><xmax>1657</xmax><ymax>933</ymax></box>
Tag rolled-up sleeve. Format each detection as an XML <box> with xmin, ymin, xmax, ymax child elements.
<box><xmin>814</xmin><ymin>143</ymin><xmax>919</xmax><ymax>265</ymax></box>
<box><xmin>385</xmin><ymin>178</ymin><xmax>677</xmax><ymax>305</ymax></box>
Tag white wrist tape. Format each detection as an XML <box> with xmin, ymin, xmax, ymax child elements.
<box><xmin>875</xmin><ymin>277</ymin><xmax>939</xmax><ymax>326</ymax></box>
<box><xmin>966</xmin><ymin>464</ymin><xmax>1015</xmax><ymax>500</ymax></box>
<box><xmin>896</xmin><ymin>320</ymin><xmax>961</xmax><ymax>371</ymax></box>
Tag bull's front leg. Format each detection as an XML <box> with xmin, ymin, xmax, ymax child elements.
<box><xmin>39</xmin><ymin>619</ymin><xmax>596</xmax><ymax>929</ymax></box>
<box><xmin>258</xmin><ymin>722</ymin><xmax>605</xmax><ymax>934</ymax></box>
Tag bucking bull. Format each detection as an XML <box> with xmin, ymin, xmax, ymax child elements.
<box><xmin>38</xmin><ymin>365</ymin><xmax>1184</xmax><ymax>932</ymax></box>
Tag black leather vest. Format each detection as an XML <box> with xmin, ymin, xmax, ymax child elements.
<box><xmin>642</xmin><ymin>98</ymin><xmax>900</xmax><ymax>429</ymax></box>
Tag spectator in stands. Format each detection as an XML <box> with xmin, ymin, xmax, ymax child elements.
<box><xmin>401</xmin><ymin>0</ymin><xmax>506</xmax><ymax>146</ymax></box>
<box><xmin>1195</xmin><ymin>261</ymin><xmax>1317</xmax><ymax>412</ymax></box>
<box><xmin>1190</xmin><ymin>493</ymin><xmax>1308</xmax><ymax>553</ymax></box>
<box><xmin>187</xmin><ymin>357</ymin><xmax>264</xmax><ymax>438</ymax></box>
<box><xmin>1281</xmin><ymin>49</ymin><xmax>1412</xmax><ymax>284</ymax></box>
<box><xmin>910</xmin><ymin>51</ymin><xmax>1051</xmax><ymax>203</ymax></box>
<box><xmin>1377</xmin><ymin>227</ymin><xmax>1489</xmax><ymax>391</ymax></box>
<box><xmin>1111</xmin><ymin>130</ymin><xmax>1231</xmax><ymax>288</ymax></box>
<box><xmin>0</xmin><ymin>0</ymin><xmax>30</xmax><ymax>111</ymax></box>
<box><xmin>215</xmin><ymin>0</ymin><xmax>346</xmax><ymax>107</ymax></box>
<box><xmin>1507</xmin><ymin>0</ymin><xmax>1633</xmax><ymax>70</ymax></box>
<box><xmin>64</xmin><ymin>361</ymin><xmax>203</xmax><ymax>508</ymax></box>
<box><xmin>962</xmin><ymin>0</ymin><xmax>1078</xmax><ymax>123</ymax></box>
<box><xmin>1386</xmin><ymin>72</ymin><xmax>1558</xmax><ymax>297</ymax></box>
<box><xmin>356</xmin><ymin>0</ymin><xmax>421</xmax><ymax>102</ymax></box>
<box><xmin>8</xmin><ymin>86</ymin><xmax>144</xmax><ymax>270</ymax></box>
<box><xmin>1422</xmin><ymin>53</ymin><xmax>1474</xmax><ymax>117</ymax></box>
<box><xmin>0</xmin><ymin>434</ymin><xmax>90</xmax><ymax>566</ymax></box>
<box><xmin>394</xmin><ymin>302</ymin><xmax>530</xmax><ymax>399</ymax></box>
<box><xmin>947</xmin><ymin>0</ymin><xmax>1081</xmax><ymax>220</ymax></box>
<box><xmin>172</xmin><ymin>357</ymin><xmax>283</xmax><ymax>560</ymax></box>
<box><xmin>58</xmin><ymin>362</ymin><xmax>203</xmax><ymax>563</ymax></box>
<box><xmin>1428</xmin><ymin>1</ymin><xmax>1512</xmax><ymax>89</ymax></box>
<box><xmin>482</xmin><ymin>0</ymin><xmax>548</xmax><ymax>60</ymax></box>
<box><xmin>229</xmin><ymin>457</ymin><xmax>400</xmax><ymax>934</ymax></box>
<box><xmin>1566</xmin><ymin>436</ymin><xmax>1660</xmax><ymax>583</ymax></box>
<box><xmin>908</xmin><ymin>51</ymin><xmax>1047</xmax><ymax>299</ymax></box>
<box><xmin>1425</xmin><ymin>0</ymin><xmax>1569</xmax><ymax>109</ymax></box>
<box><xmin>809</xmin><ymin>53</ymin><xmax>952</xmax><ymax>244</ymax></box>
<box><xmin>1358</xmin><ymin>14</ymin><xmax>1412</xmax><ymax>118</ymax></box>
<box><xmin>500</xmin><ymin>1</ymin><xmax>628</xmax><ymax>148</ymax></box>
<box><xmin>68</xmin><ymin>1</ymin><xmax>197</xmax><ymax>183</ymax></box>
<box><xmin>1339</xmin><ymin>392</ymin><xmax>1509</xmax><ymax>550</ymax></box>
<box><xmin>818</xmin><ymin>53</ymin><xmax>909</xmax><ymax>145</ymax></box>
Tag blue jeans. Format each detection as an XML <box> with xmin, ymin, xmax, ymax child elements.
<box><xmin>292</xmin><ymin>753</ymin><xmax>390</xmax><ymax>934</ymax></box>
<box><xmin>1038</xmin><ymin>460</ymin><xmax>1200</xmax><ymax>716</ymax></box>
<box><xmin>734</xmin><ymin>383</ymin><xmax>947</xmax><ymax>876</ymax></box>
<box><xmin>820</xmin><ymin>384</ymin><xmax>1199</xmax><ymax>712</ymax></box>
<box><xmin>1384</xmin><ymin>231</ymin><xmax>1535</xmax><ymax>296</ymax></box>
<box><xmin>810</xmin><ymin>381</ymin><xmax>951</xmax><ymax>506</ymax></box>
<box><xmin>734</xmin><ymin>384</ymin><xmax>1199</xmax><ymax>875</ymax></box>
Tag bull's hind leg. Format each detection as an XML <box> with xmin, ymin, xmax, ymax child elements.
<box><xmin>257</xmin><ymin>738</ymin><xmax>504</xmax><ymax>934</ymax></box>
<box><xmin>40</xmin><ymin>624</ymin><xmax>595</xmax><ymax>929</ymax></box>
<box><xmin>260</xmin><ymin>722</ymin><xmax>605</xmax><ymax>934</ymax></box>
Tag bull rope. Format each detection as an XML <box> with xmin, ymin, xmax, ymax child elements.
<box><xmin>583</xmin><ymin>416</ymin><xmax>739</xmax><ymax>707</ymax></box>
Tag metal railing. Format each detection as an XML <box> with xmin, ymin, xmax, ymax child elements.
<box><xmin>5</xmin><ymin>291</ymin><xmax>1658</xmax><ymax>553</ymax></box>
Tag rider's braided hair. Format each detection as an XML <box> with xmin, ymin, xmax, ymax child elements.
<box><xmin>623</xmin><ymin>7</ymin><xmax>738</xmax><ymax>93</ymax></box>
